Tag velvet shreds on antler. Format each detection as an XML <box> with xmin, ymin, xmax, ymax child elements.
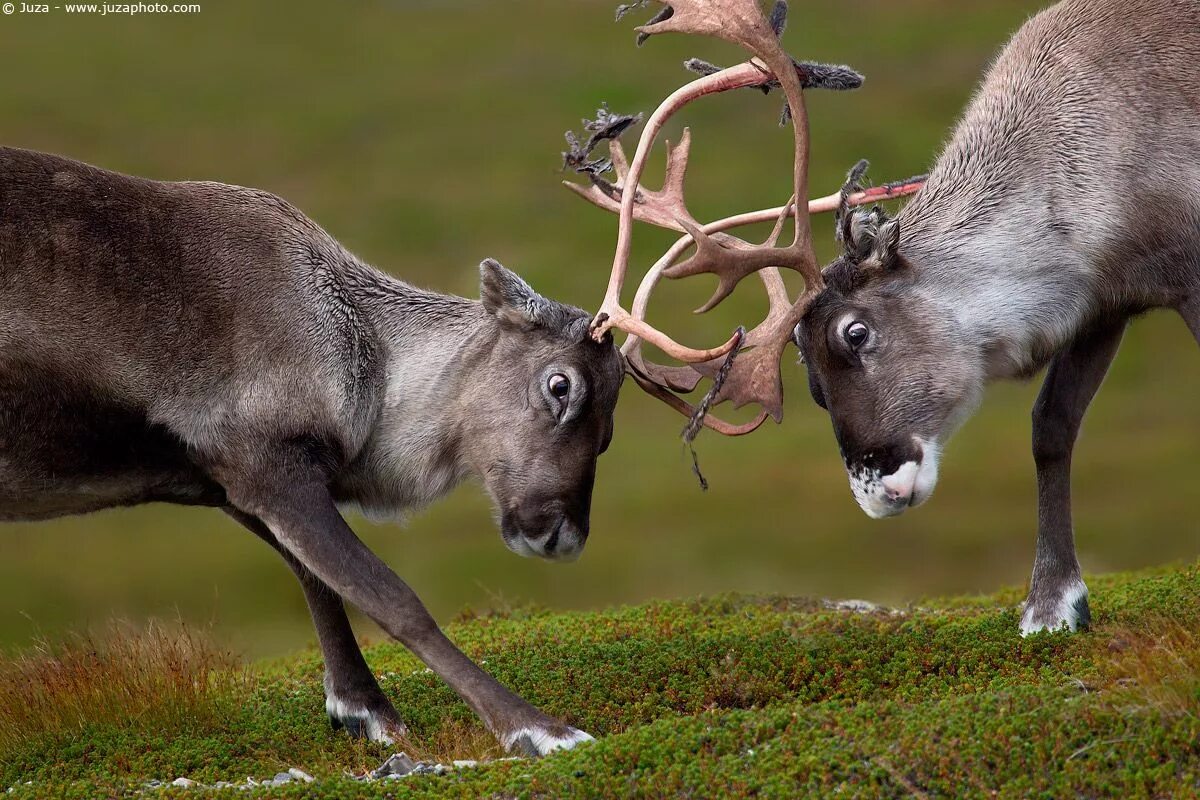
<box><xmin>560</xmin><ymin>0</ymin><xmax>926</xmax><ymax>482</ymax></box>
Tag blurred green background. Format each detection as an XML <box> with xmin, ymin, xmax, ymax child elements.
<box><xmin>0</xmin><ymin>1</ymin><xmax>1195</xmax><ymax>659</ymax></box>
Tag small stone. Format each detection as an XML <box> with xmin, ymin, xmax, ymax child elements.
<box><xmin>823</xmin><ymin>598</ymin><xmax>881</xmax><ymax>613</ymax></box>
<box><xmin>452</xmin><ymin>760</ymin><xmax>479</xmax><ymax>770</ymax></box>
<box><xmin>171</xmin><ymin>778</ymin><xmax>196</xmax><ymax>788</ymax></box>
<box><xmin>143</xmin><ymin>780</ymin><xmax>163</xmax><ymax>788</ymax></box>
<box><xmin>272</xmin><ymin>772</ymin><xmax>293</xmax><ymax>784</ymax></box>
<box><xmin>371</xmin><ymin>753</ymin><xmax>417</xmax><ymax>778</ymax></box>
<box><xmin>288</xmin><ymin>768</ymin><xmax>314</xmax><ymax>783</ymax></box>
<box><xmin>213</xmin><ymin>782</ymin><xmax>232</xmax><ymax>789</ymax></box>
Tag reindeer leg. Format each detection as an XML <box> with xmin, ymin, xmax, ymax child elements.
<box><xmin>1021</xmin><ymin>319</ymin><xmax>1126</xmax><ymax>635</ymax></box>
<box><xmin>225</xmin><ymin>509</ymin><xmax>406</xmax><ymax>744</ymax></box>
<box><xmin>219</xmin><ymin>454</ymin><xmax>592</xmax><ymax>757</ymax></box>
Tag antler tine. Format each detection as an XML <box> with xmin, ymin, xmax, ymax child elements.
<box><xmin>636</xmin><ymin>0</ymin><xmax>784</xmax><ymax>52</ymax></box>
<box><xmin>628</xmin><ymin>199</ymin><xmax>800</xmax><ymax>422</ymax></box>
<box><xmin>563</xmin><ymin>129</ymin><xmax>699</xmax><ymax>234</ymax></box>
<box><xmin>576</xmin><ymin>176</ymin><xmax>928</xmax><ymax>247</ymax></box>
<box><xmin>627</xmin><ymin>369</ymin><xmax>771</xmax><ymax>436</ymax></box>
<box><xmin>590</xmin><ymin>58</ymin><xmax>780</xmax><ymax>357</ymax></box>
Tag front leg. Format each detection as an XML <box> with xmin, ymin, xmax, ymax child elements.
<box><xmin>226</xmin><ymin>509</ymin><xmax>406</xmax><ymax>744</ymax></box>
<box><xmin>1022</xmin><ymin>320</ymin><xmax>1125</xmax><ymax>635</ymax></box>
<box><xmin>221</xmin><ymin>460</ymin><xmax>592</xmax><ymax>757</ymax></box>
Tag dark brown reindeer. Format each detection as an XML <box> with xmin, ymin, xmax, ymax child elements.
<box><xmin>568</xmin><ymin>0</ymin><xmax>1197</xmax><ymax>636</ymax></box>
<box><xmin>0</xmin><ymin>145</ymin><xmax>622</xmax><ymax>754</ymax></box>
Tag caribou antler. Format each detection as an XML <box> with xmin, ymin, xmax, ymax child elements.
<box><xmin>566</xmin><ymin>0</ymin><xmax>925</xmax><ymax>434</ymax></box>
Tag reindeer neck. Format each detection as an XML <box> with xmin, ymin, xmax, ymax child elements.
<box><xmin>336</xmin><ymin>260</ymin><xmax>497</xmax><ymax>518</ymax></box>
<box><xmin>897</xmin><ymin>179</ymin><xmax>1103</xmax><ymax>382</ymax></box>
<box><xmin>892</xmin><ymin>70</ymin><xmax>1121</xmax><ymax>381</ymax></box>
<box><xmin>887</xmin><ymin>8</ymin><xmax>1149</xmax><ymax>382</ymax></box>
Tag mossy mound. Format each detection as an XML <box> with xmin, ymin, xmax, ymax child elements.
<box><xmin>3</xmin><ymin>562</ymin><xmax>1197</xmax><ymax>798</ymax></box>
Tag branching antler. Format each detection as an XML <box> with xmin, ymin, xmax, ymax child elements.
<box><xmin>565</xmin><ymin>0</ymin><xmax>925</xmax><ymax>435</ymax></box>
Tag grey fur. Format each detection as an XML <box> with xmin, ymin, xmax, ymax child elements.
<box><xmin>794</xmin><ymin>0</ymin><xmax>1200</xmax><ymax>633</ymax></box>
<box><xmin>0</xmin><ymin>145</ymin><xmax>622</xmax><ymax>751</ymax></box>
<box><xmin>684</xmin><ymin>56</ymin><xmax>864</xmax><ymax>93</ymax></box>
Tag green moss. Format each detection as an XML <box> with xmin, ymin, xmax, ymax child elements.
<box><xmin>2</xmin><ymin>562</ymin><xmax>1197</xmax><ymax>798</ymax></box>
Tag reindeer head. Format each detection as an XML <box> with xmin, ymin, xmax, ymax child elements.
<box><xmin>792</xmin><ymin>206</ymin><xmax>980</xmax><ymax>518</ymax></box>
<box><xmin>463</xmin><ymin>260</ymin><xmax>624</xmax><ymax>562</ymax></box>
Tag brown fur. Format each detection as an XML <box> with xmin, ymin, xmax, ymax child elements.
<box><xmin>0</xmin><ymin>145</ymin><xmax>623</xmax><ymax>752</ymax></box>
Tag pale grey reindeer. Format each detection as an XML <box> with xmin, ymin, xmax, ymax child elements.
<box><xmin>0</xmin><ymin>145</ymin><xmax>622</xmax><ymax>754</ymax></box>
<box><xmin>568</xmin><ymin>0</ymin><xmax>1197</xmax><ymax>636</ymax></box>
<box><xmin>793</xmin><ymin>0</ymin><xmax>1200</xmax><ymax>635</ymax></box>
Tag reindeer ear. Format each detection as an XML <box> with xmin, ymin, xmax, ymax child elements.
<box><xmin>479</xmin><ymin>259</ymin><xmax>551</xmax><ymax>330</ymax></box>
<box><xmin>846</xmin><ymin>211</ymin><xmax>873</xmax><ymax>257</ymax></box>
<box><xmin>841</xmin><ymin>206</ymin><xmax>888</xmax><ymax>263</ymax></box>
<box><xmin>871</xmin><ymin>218</ymin><xmax>902</xmax><ymax>270</ymax></box>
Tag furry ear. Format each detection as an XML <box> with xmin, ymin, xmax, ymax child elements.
<box><xmin>839</xmin><ymin>207</ymin><xmax>902</xmax><ymax>270</ymax></box>
<box><xmin>871</xmin><ymin>218</ymin><xmax>901</xmax><ymax>270</ymax></box>
<box><xmin>479</xmin><ymin>258</ymin><xmax>550</xmax><ymax>330</ymax></box>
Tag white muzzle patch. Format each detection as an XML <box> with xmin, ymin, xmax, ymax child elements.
<box><xmin>848</xmin><ymin>439</ymin><xmax>940</xmax><ymax>519</ymax></box>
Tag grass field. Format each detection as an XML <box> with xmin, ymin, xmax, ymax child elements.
<box><xmin>2</xmin><ymin>561</ymin><xmax>1197</xmax><ymax>797</ymax></box>
<box><xmin>0</xmin><ymin>0</ymin><xmax>1196</xmax><ymax>663</ymax></box>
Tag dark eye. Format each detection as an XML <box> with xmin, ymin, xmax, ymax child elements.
<box><xmin>548</xmin><ymin>373</ymin><xmax>570</xmax><ymax>401</ymax></box>
<box><xmin>844</xmin><ymin>321</ymin><xmax>870</xmax><ymax>350</ymax></box>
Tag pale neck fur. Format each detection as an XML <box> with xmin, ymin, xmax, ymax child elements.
<box><xmin>900</xmin><ymin>192</ymin><xmax>1101</xmax><ymax>381</ymax></box>
<box><xmin>892</xmin><ymin>10</ymin><xmax>1124</xmax><ymax>383</ymax></box>
<box><xmin>336</xmin><ymin>265</ymin><xmax>496</xmax><ymax>519</ymax></box>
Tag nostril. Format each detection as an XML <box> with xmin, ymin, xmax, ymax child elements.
<box><xmin>541</xmin><ymin>518</ymin><xmax>565</xmax><ymax>554</ymax></box>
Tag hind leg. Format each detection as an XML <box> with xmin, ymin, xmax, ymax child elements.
<box><xmin>226</xmin><ymin>509</ymin><xmax>407</xmax><ymax>744</ymax></box>
<box><xmin>1021</xmin><ymin>320</ymin><xmax>1126</xmax><ymax>635</ymax></box>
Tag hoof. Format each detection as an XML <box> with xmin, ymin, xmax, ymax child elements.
<box><xmin>326</xmin><ymin>694</ymin><xmax>408</xmax><ymax>745</ymax></box>
<box><xmin>505</xmin><ymin>726</ymin><xmax>594</xmax><ymax>757</ymax></box>
<box><xmin>1020</xmin><ymin>580</ymin><xmax>1090</xmax><ymax>636</ymax></box>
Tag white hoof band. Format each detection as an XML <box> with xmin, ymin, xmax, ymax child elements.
<box><xmin>1019</xmin><ymin>581</ymin><xmax>1089</xmax><ymax>637</ymax></box>
<box><xmin>505</xmin><ymin>727</ymin><xmax>595</xmax><ymax>756</ymax></box>
<box><xmin>326</xmin><ymin>695</ymin><xmax>400</xmax><ymax>745</ymax></box>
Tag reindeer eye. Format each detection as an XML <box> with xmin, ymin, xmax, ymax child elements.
<box><xmin>547</xmin><ymin>374</ymin><xmax>571</xmax><ymax>400</ymax></box>
<box><xmin>844</xmin><ymin>321</ymin><xmax>870</xmax><ymax>350</ymax></box>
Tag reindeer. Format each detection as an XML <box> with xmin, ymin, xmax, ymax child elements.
<box><xmin>567</xmin><ymin>0</ymin><xmax>1196</xmax><ymax>636</ymax></box>
<box><xmin>796</xmin><ymin>0</ymin><xmax>1200</xmax><ymax>634</ymax></box>
<box><xmin>0</xmin><ymin>145</ymin><xmax>622</xmax><ymax>754</ymax></box>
